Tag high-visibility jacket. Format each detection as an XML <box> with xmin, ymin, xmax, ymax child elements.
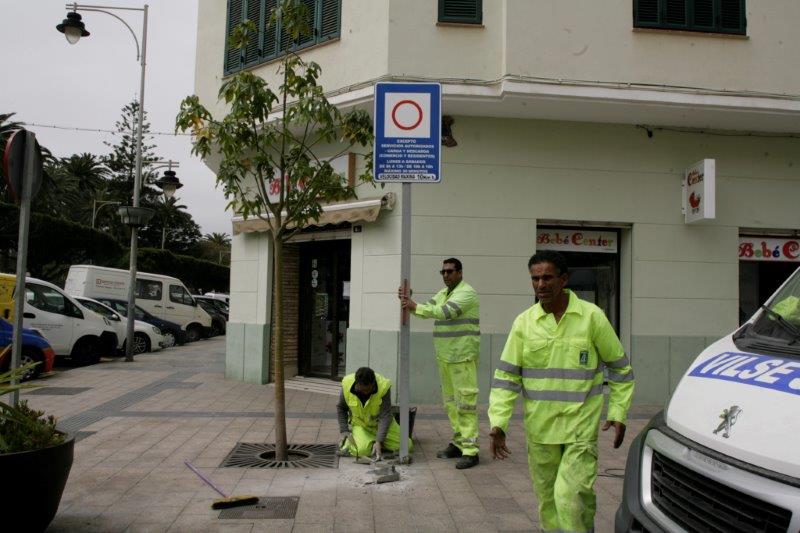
<box><xmin>488</xmin><ymin>290</ymin><xmax>634</xmax><ymax>444</ymax></box>
<box><xmin>342</xmin><ymin>372</ymin><xmax>392</xmax><ymax>430</ymax></box>
<box><xmin>412</xmin><ymin>280</ymin><xmax>480</xmax><ymax>363</ymax></box>
<box><xmin>770</xmin><ymin>295</ymin><xmax>800</xmax><ymax>324</ymax></box>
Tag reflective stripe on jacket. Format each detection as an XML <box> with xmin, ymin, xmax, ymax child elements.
<box><xmin>342</xmin><ymin>372</ymin><xmax>392</xmax><ymax>430</ymax></box>
<box><xmin>412</xmin><ymin>280</ymin><xmax>480</xmax><ymax>363</ymax></box>
<box><xmin>488</xmin><ymin>290</ymin><xmax>634</xmax><ymax>444</ymax></box>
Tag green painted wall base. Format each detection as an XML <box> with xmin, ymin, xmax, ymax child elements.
<box><xmin>346</xmin><ymin>329</ymin><xmax>713</xmax><ymax>406</ymax></box>
<box><xmin>225</xmin><ymin>322</ymin><xmax>270</xmax><ymax>384</ymax></box>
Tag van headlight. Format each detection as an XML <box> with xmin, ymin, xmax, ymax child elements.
<box><xmin>152</xmin><ymin>326</ymin><xmax>161</xmax><ymax>335</ymax></box>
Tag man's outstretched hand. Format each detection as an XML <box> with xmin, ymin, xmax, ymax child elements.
<box><xmin>601</xmin><ymin>420</ymin><xmax>626</xmax><ymax>449</ymax></box>
<box><xmin>489</xmin><ymin>427</ymin><xmax>510</xmax><ymax>460</ymax></box>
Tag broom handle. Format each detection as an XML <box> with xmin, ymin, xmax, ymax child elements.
<box><xmin>184</xmin><ymin>460</ymin><xmax>228</xmax><ymax>498</ymax></box>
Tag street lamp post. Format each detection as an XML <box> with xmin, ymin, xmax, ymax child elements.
<box><xmin>58</xmin><ymin>2</ymin><xmax>149</xmax><ymax>362</ymax></box>
<box><xmin>152</xmin><ymin>161</ymin><xmax>182</xmax><ymax>249</ymax></box>
<box><xmin>91</xmin><ymin>199</ymin><xmax>121</xmax><ymax>228</ymax></box>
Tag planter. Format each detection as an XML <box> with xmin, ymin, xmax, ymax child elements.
<box><xmin>0</xmin><ymin>433</ymin><xmax>74</xmax><ymax>533</ymax></box>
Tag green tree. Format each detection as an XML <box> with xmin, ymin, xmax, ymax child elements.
<box><xmin>176</xmin><ymin>0</ymin><xmax>373</xmax><ymax>460</ymax></box>
<box><xmin>38</xmin><ymin>153</ymin><xmax>110</xmax><ymax>225</ymax></box>
<box><xmin>201</xmin><ymin>232</ymin><xmax>231</xmax><ymax>265</ymax></box>
<box><xmin>138</xmin><ymin>195</ymin><xmax>202</xmax><ymax>253</ymax></box>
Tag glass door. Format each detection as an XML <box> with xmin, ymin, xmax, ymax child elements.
<box><xmin>299</xmin><ymin>240</ymin><xmax>350</xmax><ymax>379</ymax></box>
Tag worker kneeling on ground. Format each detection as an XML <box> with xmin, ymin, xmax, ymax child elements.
<box><xmin>337</xmin><ymin>367</ymin><xmax>412</xmax><ymax>458</ymax></box>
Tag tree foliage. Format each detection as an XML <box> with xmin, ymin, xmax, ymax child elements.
<box><xmin>176</xmin><ymin>0</ymin><xmax>374</xmax><ymax>459</ymax></box>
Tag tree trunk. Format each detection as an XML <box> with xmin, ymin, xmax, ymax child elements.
<box><xmin>272</xmin><ymin>236</ymin><xmax>288</xmax><ymax>460</ymax></box>
<box><xmin>161</xmin><ymin>224</ymin><xmax>166</xmax><ymax>249</ymax></box>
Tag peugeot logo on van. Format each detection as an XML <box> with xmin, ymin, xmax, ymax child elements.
<box><xmin>712</xmin><ymin>405</ymin><xmax>742</xmax><ymax>438</ymax></box>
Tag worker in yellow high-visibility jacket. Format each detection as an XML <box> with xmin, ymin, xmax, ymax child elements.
<box><xmin>488</xmin><ymin>250</ymin><xmax>634</xmax><ymax>533</ymax></box>
<box><xmin>399</xmin><ymin>258</ymin><xmax>480</xmax><ymax>469</ymax></box>
<box><xmin>337</xmin><ymin>367</ymin><xmax>412</xmax><ymax>458</ymax></box>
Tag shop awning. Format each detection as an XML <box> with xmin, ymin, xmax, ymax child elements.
<box><xmin>231</xmin><ymin>193</ymin><xmax>396</xmax><ymax>235</ymax></box>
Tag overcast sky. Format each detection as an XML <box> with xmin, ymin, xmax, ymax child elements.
<box><xmin>1</xmin><ymin>0</ymin><xmax>229</xmax><ymax>235</ymax></box>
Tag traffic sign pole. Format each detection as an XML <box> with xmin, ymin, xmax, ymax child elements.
<box><xmin>373</xmin><ymin>82</ymin><xmax>441</xmax><ymax>464</ymax></box>
<box><xmin>10</xmin><ymin>131</ymin><xmax>37</xmax><ymax>406</ymax></box>
<box><xmin>398</xmin><ymin>182</ymin><xmax>412</xmax><ymax>463</ymax></box>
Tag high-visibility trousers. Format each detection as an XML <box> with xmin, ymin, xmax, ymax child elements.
<box><xmin>527</xmin><ymin>440</ymin><xmax>598</xmax><ymax>533</ymax></box>
<box><xmin>342</xmin><ymin>419</ymin><xmax>413</xmax><ymax>457</ymax></box>
<box><xmin>438</xmin><ymin>358</ymin><xmax>479</xmax><ymax>456</ymax></box>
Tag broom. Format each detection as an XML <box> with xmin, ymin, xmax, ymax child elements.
<box><xmin>184</xmin><ymin>460</ymin><xmax>259</xmax><ymax>510</ymax></box>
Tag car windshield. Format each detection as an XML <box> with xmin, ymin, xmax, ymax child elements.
<box><xmin>735</xmin><ymin>267</ymin><xmax>800</xmax><ymax>356</ymax></box>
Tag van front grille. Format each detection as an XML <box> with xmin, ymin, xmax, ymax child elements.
<box><xmin>651</xmin><ymin>451</ymin><xmax>791</xmax><ymax>532</ymax></box>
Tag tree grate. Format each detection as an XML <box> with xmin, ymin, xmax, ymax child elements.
<box><xmin>217</xmin><ymin>496</ymin><xmax>299</xmax><ymax>519</ymax></box>
<box><xmin>219</xmin><ymin>443</ymin><xmax>339</xmax><ymax>469</ymax></box>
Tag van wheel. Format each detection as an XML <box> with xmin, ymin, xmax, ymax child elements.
<box><xmin>20</xmin><ymin>348</ymin><xmax>43</xmax><ymax>381</ymax></box>
<box><xmin>71</xmin><ymin>338</ymin><xmax>100</xmax><ymax>366</ymax></box>
<box><xmin>185</xmin><ymin>325</ymin><xmax>202</xmax><ymax>343</ymax></box>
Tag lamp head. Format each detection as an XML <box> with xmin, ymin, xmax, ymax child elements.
<box><xmin>57</xmin><ymin>12</ymin><xmax>90</xmax><ymax>44</ymax></box>
<box><xmin>155</xmin><ymin>170</ymin><xmax>183</xmax><ymax>199</ymax></box>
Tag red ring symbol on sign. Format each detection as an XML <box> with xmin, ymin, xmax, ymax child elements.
<box><xmin>391</xmin><ymin>99</ymin><xmax>423</xmax><ymax>131</ymax></box>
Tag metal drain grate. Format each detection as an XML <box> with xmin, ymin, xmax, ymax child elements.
<box><xmin>218</xmin><ymin>496</ymin><xmax>299</xmax><ymax>519</ymax></box>
<box><xmin>219</xmin><ymin>443</ymin><xmax>339</xmax><ymax>468</ymax></box>
<box><xmin>27</xmin><ymin>387</ymin><xmax>91</xmax><ymax>396</ymax></box>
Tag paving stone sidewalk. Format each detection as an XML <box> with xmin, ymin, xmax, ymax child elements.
<box><xmin>22</xmin><ymin>336</ymin><xmax>658</xmax><ymax>532</ymax></box>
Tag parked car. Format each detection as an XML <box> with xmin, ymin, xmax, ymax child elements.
<box><xmin>64</xmin><ymin>265</ymin><xmax>212</xmax><ymax>342</ymax></box>
<box><xmin>0</xmin><ymin>318</ymin><xmax>56</xmax><ymax>381</ymax></box>
<box><xmin>75</xmin><ymin>296</ymin><xmax>167</xmax><ymax>355</ymax></box>
<box><xmin>195</xmin><ymin>295</ymin><xmax>229</xmax><ymax>320</ymax></box>
<box><xmin>0</xmin><ymin>273</ymin><xmax>117</xmax><ymax>365</ymax></box>
<box><xmin>194</xmin><ymin>298</ymin><xmax>226</xmax><ymax>336</ymax></box>
<box><xmin>203</xmin><ymin>292</ymin><xmax>229</xmax><ymax>305</ymax></box>
<box><xmin>92</xmin><ymin>297</ymin><xmax>185</xmax><ymax>347</ymax></box>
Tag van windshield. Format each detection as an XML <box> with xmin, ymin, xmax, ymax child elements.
<box><xmin>735</xmin><ymin>267</ymin><xmax>800</xmax><ymax>357</ymax></box>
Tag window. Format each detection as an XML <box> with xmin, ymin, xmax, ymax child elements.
<box><xmin>438</xmin><ymin>0</ymin><xmax>482</xmax><ymax>25</ymax></box>
<box><xmin>169</xmin><ymin>285</ymin><xmax>195</xmax><ymax>306</ymax></box>
<box><xmin>225</xmin><ymin>0</ymin><xmax>342</xmax><ymax>75</ymax></box>
<box><xmin>78</xmin><ymin>299</ymin><xmax>119</xmax><ymax>321</ymax></box>
<box><xmin>135</xmin><ymin>279</ymin><xmax>162</xmax><ymax>301</ymax></box>
<box><xmin>25</xmin><ymin>284</ymin><xmax>83</xmax><ymax>319</ymax></box>
<box><xmin>634</xmin><ymin>0</ymin><xmax>746</xmax><ymax>35</ymax></box>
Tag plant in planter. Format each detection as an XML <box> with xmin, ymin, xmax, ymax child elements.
<box><xmin>0</xmin><ymin>362</ymin><xmax>75</xmax><ymax>533</ymax></box>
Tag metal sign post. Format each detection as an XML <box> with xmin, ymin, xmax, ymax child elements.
<box><xmin>374</xmin><ymin>82</ymin><xmax>442</xmax><ymax>464</ymax></box>
<box><xmin>2</xmin><ymin>129</ymin><xmax>42</xmax><ymax>406</ymax></box>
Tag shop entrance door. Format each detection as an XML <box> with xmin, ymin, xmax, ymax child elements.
<box><xmin>738</xmin><ymin>235</ymin><xmax>800</xmax><ymax>324</ymax></box>
<box><xmin>298</xmin><ymin>240</ymin><xmax>351</xmax><ymax>380</ymax></box>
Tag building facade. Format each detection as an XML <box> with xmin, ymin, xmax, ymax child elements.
<box><xmin>194</xmin><ymin>0</ymin><xmax>800</xmax><ymax>405</ymax></box>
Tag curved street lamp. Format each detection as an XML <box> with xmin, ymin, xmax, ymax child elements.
<box><xmin>57</xmin><ymin>2</ymin><xmax>149</xmax><ymax>362</ymax></box>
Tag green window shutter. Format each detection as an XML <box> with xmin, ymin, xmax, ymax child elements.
<box><xmin>320</xmin><ymin>0</ymin><xmax>341</xmax><ymax>40</ymax></box>
<box><xmin>634</xmin><ymin>0</ymin><xmax>660</xmax><ymax>26</ymax></box>
<box><xmin>296</xmin><ymin>0</ymin><xmax>317</xmax><ymax>49</ymax></box>
<box><xmin>263</xmin><ymin>0</ymin><xmax>279</xmax><ymax>59</ymax></box>
<box><xmin>691</xmin><ymin>0</ymin><xmax>715</xmax><ymax>30</ymax></box>
<box><xmin>224</xmin><ymin>0</ymin><xmax>244</xmax><ymax>74</ymax></box>
<box><xmin>665</xmin><ymin>0</ymin><xmax>687</xmax><ymax>26</ymax></box>
<box><xmin>719</xmin><ymin>0</ymin><xmax>746</xmax><ymax>33</ymax></box>
<box><xmin>438</xmin><ymin>0</ymin><xmax>482</xmax><ymax>25</ymax></box>
<box><xmin>243</xmin><ymin>0</ymin><xmax>263</xmax><ymax>66</ymax></box>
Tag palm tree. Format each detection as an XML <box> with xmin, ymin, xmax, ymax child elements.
<box><xmin>204</xmin><ymin>232</ymin><xmax>231</xmax><ymax>264</ymax></box>
<box><xmin>43</xmin><ymin>154</ymin><xmax>110</xmax><ymax>225</ymax></box>
<box><xmin>155</xmin><ymin>196</ymin><xmax>188</xmax><ymax>249</ymax></box>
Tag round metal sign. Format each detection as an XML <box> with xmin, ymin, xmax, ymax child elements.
<box><xmin>3</xmin><ymin>129</ymin><xmax>43</xmax><ymax>203</ymax></box>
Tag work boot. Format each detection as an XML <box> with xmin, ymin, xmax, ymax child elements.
<box><xmin>455</xmin><ymin>455</ymin><xmax>479</xmax><ymax>469</ymax></box>
<box><xmin>436</xmin><ymin>443</ymin><xmax>463</xmax><ymax>459</ymax></box>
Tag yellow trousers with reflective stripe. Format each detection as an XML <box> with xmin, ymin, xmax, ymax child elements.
<box><xmin>438</xmin><ymin>358</ymin><xmax>479</xmax><ymax>456</ymax></box>
<box><xmin>528</xmin><ymin>440</ymin><xmax>598</xmax><ymax>533</ymax></box>
<box><xmin>343</xmin><ymin>420</ymin><xmax>413</xmax><ymax>457</ymax></box>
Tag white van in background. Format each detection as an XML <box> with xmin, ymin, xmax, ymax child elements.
<box><xmin>4</xmin><ymin>274</ymin><xmax>118</xmax><ymax>364</ymax></box>
<box><xmin>65</xmin><ymin>265</ymin><xmax>212</xmax><ymax>342</ymax></box>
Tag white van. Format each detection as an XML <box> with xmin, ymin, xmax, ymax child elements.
<box><xmin>7</xmin><ymin>275</ymin><xmax>118</xmax><ymax>364</ymax></box>
<box><xmin>616</xmin><ymin>268</ymin><xmax>800</xmax><ymax>532</ymax></box>
<box><xmin>65</xmin><ymin>265</ymin><xmax>212</xmax><ymax>342</ymax></box>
